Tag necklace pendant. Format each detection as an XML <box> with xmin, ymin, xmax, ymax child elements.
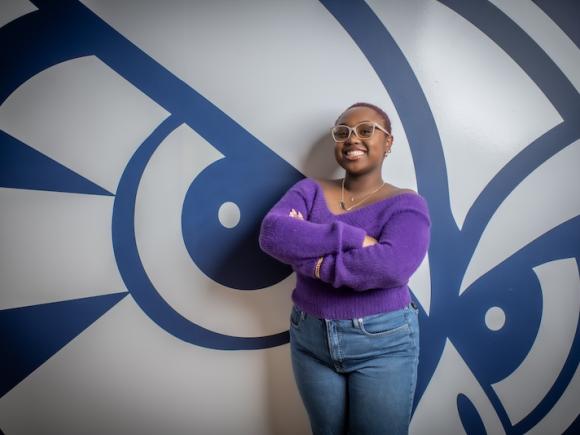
<box><xmin>340</xmin><ymin>200</ymin><xmax>347</xmax><ymax>210</ymax></box>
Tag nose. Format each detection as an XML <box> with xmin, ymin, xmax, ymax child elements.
<box><xmin>345</xmin><ymin>129</ymin><xmax>361</xmax><ymax>144</ymax></box>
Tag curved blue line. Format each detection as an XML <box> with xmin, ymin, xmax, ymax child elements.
<box><xmin>112</xmin><ymin>115</ymin><xmax>289</xmax><ymax>350</ymax></box>
<box><xmin>319</xmin><ymin>0</ymin><xmax>457</xmax><ymax>410</ymax></box>
<box><xmin>3</xmin><ymin>0</ymin><xmax>292</xmax><ymax>172</ymax></box>
<box><xmin>461</xmin><ymin>123</ymin><xmax>580</xmax><ymax>250</ymax></box>
<box><xmin>516</xmin><ymin>291</ymin><xmax>579</xmax><ymax>433</ymax></box>
<box><xmin>437</xmin><ymin>0</ymin><xmax>580</xmax><ymax>266</ymax></box>
<box><xmin>465</xmin><ymin>216</ymin><xmax>580</xmax><ymax>433</ymax></box>
<box><xmin>25</xmin><ymin>0</ymin><xmax>286</xmax><ymax>166</ymax></box>
<box><xmin>3</xmin><ymin>0</ymin><xmax>299</xmax><ymax>349</ymax></box>
<box><xmin>319</xmin><ymin>0</ymin><xmax>459</xmax><ymax>272</ymax></box>
<box><xmin>507</xmin><ymin>217</ymin><xmax>580</xmax><ymax>433</ymax></box>
<box><xmin>457</xmin><ymin>393</ymin><xmax>487</xmax><ymax>434</ymax></box>
<box><xmin>0</xmin><ymin>9</ymin><xmax>92</xmax><ymax>104</ymax></box>
<box><xmin>319</xmin><ymin>0</ymin><xmax>450</xmax><ymax>205</ymax></box>
<box><xmin>438</xmin><ymin>0</ymin><xmax>580</xmax><ymax>121</ymax></box>
<box><xmin>532</xmin><ymin>0</ymin><xmax>580</xmax><ymax>52</ymax></box>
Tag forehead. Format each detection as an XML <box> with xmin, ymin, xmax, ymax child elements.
<box><xmin>336</xmin><ymin>106</ymin><xmax>382</xmax><ymax>125</ymax></box>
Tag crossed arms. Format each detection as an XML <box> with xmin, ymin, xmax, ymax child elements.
<box><xmin>258</xmin><ymin>184</ymin><xmax>430</xmax><ymax>291</ymax></box>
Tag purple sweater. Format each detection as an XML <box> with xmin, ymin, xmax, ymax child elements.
<box><xmin>259</xmin><ymin>178</ymin><xmax>431</xmax><ymax>319</ymax></box>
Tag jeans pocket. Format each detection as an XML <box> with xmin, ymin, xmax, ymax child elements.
<box><xmin>290</xmin><ymin>306</ymin><xmax>304</xmax><ymax>329</ymax></box>
<box><xmin>358</xmin><ymin>311</ymin><xmax>409</xmax><ymax>337</ymax></box>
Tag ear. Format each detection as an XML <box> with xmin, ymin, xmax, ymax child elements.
<box><xmin>384</xmin><ymin>134</ymin><xmax>393</xmax><ymax>152</ymax></box>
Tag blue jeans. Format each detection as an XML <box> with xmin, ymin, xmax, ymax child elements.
<box><xmin>290</xmin><ymin>302</ymin><xmax>420</xmax><ymax>435</ymax></box>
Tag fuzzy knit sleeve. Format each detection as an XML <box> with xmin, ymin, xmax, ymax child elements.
<box><xmin>259</xmin><ymin>179</ymin><xmax>367</xmax><ymax>265</ymax></box>
<box><xmin>299</xmin><ymin>195</ymin><xmax>431</xmax><ymax>291</ymax></box>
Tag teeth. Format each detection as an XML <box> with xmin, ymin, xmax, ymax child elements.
<box><xmin>346</xmin><ymin>150</ymin><xmax>365</xmax><ymax>156</ymax></box>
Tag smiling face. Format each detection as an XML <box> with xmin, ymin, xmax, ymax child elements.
<box><xmin>333</xmin><ymin>106</ymin><xmax>393</xmax><ymax>176</ymax></box>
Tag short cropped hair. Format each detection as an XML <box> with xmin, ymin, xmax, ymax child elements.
<box><xmin>337</xmin><ymin>102</ymin><xmax>392</xmax><ymax>134</ymax></box>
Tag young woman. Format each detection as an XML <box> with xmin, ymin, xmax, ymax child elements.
<box><xmin>259</xmin><ymin>102</ymin><xmax>431</xmax><ymax>435</ymax></box>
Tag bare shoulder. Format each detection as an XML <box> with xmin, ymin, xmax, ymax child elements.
<box><xmin>382</xmin><ymin>183</ymin><xmax>417</xmax><ymax>200</ymax></box>
<box><xmin>313</xmin><ymin>178</ymin><xmax>340</xmax><ymax>191</ymax></box>
<box><xmin>398</xmin><ymin>187</ymin><xmax>418</xmax><ymax>195</ymax></box>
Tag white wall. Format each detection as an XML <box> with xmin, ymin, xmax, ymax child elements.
<box><xmin>0</xmin><ymin>1</ymin><xmax>578</xmax><ymax>434</ymax></box>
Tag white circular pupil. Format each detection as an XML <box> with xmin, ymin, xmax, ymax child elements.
<box><xmin>218</xmin><ymin>202</ymin><xmax>241</xmax><ymax>229</ymax></box>
<box><xmin>485</xmin><ymin>306</ymin><xmax>506</xmax><ymax>331</ymax></box>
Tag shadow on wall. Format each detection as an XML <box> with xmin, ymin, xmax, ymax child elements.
<box><xmin>262</xmin><ymin>135</ymin><xmax>339</xmax><ymax>434</ymax></box>
<box><xmin>264</xmin><ymin>344</ymin><xmax>311</xmax><ymax>435</ymax></box>
<box><xmin>302</xmin><ymin>133</ymin><xmax>343</xmax><ymax>180</ymax></box>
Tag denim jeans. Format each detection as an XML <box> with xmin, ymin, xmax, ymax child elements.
<box><xmin>290</xmin><ymin>302</ymin><xmax>420</xmax><ymax>435</ymax></box>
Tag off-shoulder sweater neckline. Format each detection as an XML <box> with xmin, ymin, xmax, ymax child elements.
<box><xmin>308</xmin><ymin>178</ymin><xmax>420</xmax><ymax>217</ymax></box>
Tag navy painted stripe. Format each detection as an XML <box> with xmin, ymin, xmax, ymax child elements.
<box><xmin>532</xmin><ymin>0</ymin><xmax>580</xmax><ymax>49</ymax></box>
<box><xmin>460</xmin><ymin>216</ymin><xmax>580</xmax><ymax>433</ymax></box>
<box><xmin>564</xmin><ymin>413</ymin><xmax>580</xmax><ymax>435</ymax></box>
<box><xmin>436</xmin><ymin>0</ymin><xmax>580</xmax><ymax>273</ymax></box>
<box><xmin>319</xmin><ymin>0</ymin><xmax>459</xmax><ymax>272</ymax></box>
<box><xmin>0</xmin><ymin>130</ymin><xmax>113</xmax><ymax>196</ymax></box>
<box><xmin>22</xmin><ymin>0</ymin><xmax>286</xmax><ymax>165</ymax></box>
<box><xmin>514</xmin><ymin>258</ymin><xmax>580</xmax><ymax>433</ymax></box>
<box><xmin>2</xmin><ymin>1</ymin><xmax>296</xmax><ymax>172</ymax></box>
<box><xmin>0</xmin><ymin>291</ymin><xmax>128</xmax><ymax>398</ymax></box>
<box><xmin>457</xmin><ymin>393</ymin><xmax>487</xmax><ymax>434</ymax></box>
<box><xmin>461</xmin><ymin>123</ymin><xmax>579</xmax><ymax>248</ymax></box>
<box><xmin>319</xmin><ymin>0</ymin><xmax>450</xmax><ymax>210</ymax></box>
<box><xmin>0</xmin><ymin>10</ymin><xmax>92</xmax><ymax>104</ymax></box>
<box><xmin>438</xmin><ymin>0</ymin><xmax>580</xmax><ymax>121</ymax></box>
<box><xmin>319</xmin><ymin>0</ymin><xmax>455</xmax><ymax>411</ymax></box>
<box><xmin>112</xmin><ymin>116</ymin><xmax>290</xmax><ymax>350</ymax></box>
<box><xmin>3</xmin><ymin>0</ymin><xmax>299</xmax><ymax>350</ymax></box>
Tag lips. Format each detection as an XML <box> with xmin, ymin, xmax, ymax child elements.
<box><xmin>344</xmin><ymin>148</ymin><xmax>367</xmax><ymax>160</ymax></box>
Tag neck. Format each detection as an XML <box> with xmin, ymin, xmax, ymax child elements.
<box><xmin>344</xmin><ymin>172</ymin><xmax>384</xmax><ymax>195</ymax></box>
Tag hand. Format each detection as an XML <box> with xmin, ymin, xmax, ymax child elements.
<box><xmin>289</xmin><ymin>208</ymin><xmax>304</xmax><ymax>220</ymax></box>
<box><xmin>362</xmin><ymin>235</ymin><xmax>378</xmax><ymax>247</ymax></box>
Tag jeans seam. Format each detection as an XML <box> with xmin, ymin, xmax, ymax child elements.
<box><xmin>336</xmin><ymin>324</ymin><xmax>345</xmax><ymax>367</ymax></box>
<box><xmin>407</xmin><ymin>313</ymin><xmax>418</xmax><ymax>425</ymax></box>
<box><xmin>325</xmin><ymin>320</ymin><xmax>344</xmax><ymax>372</ymax></box>
<box><xmin>358</xmin><ymin>321</ymin><xmax>409</xmax><ymax>337</ymax></box>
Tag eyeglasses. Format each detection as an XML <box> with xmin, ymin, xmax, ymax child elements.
<box><xmin>331</xmin><ymin>122</ymin><xmax>391</xmax><ymax>142</ymax></box>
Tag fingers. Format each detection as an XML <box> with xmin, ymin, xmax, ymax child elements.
<box><xmin>362</xmin><ymin>235</ymin><xmax>379</xmax><ymax>247</ymax></box>
<box><xmin>289</xmin><ymin>208</ymin><xmax>304</xmax><ymax>220</ymax></box>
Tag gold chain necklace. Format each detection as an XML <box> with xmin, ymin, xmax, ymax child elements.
<box><xmin>340</xmin><ymin>177</ymin><xmax>386</xmax><ymax>211</ymax></box>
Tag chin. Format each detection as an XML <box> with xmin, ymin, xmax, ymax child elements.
<box><xmin>340</xmin><ymin>165</ymin><xmax>368</xmax><ymax>175</ymax></box>
<box><xmin>344</xmin><ymin>163</ymin><xmax>382</xmax><ymax>175</ymax></box>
